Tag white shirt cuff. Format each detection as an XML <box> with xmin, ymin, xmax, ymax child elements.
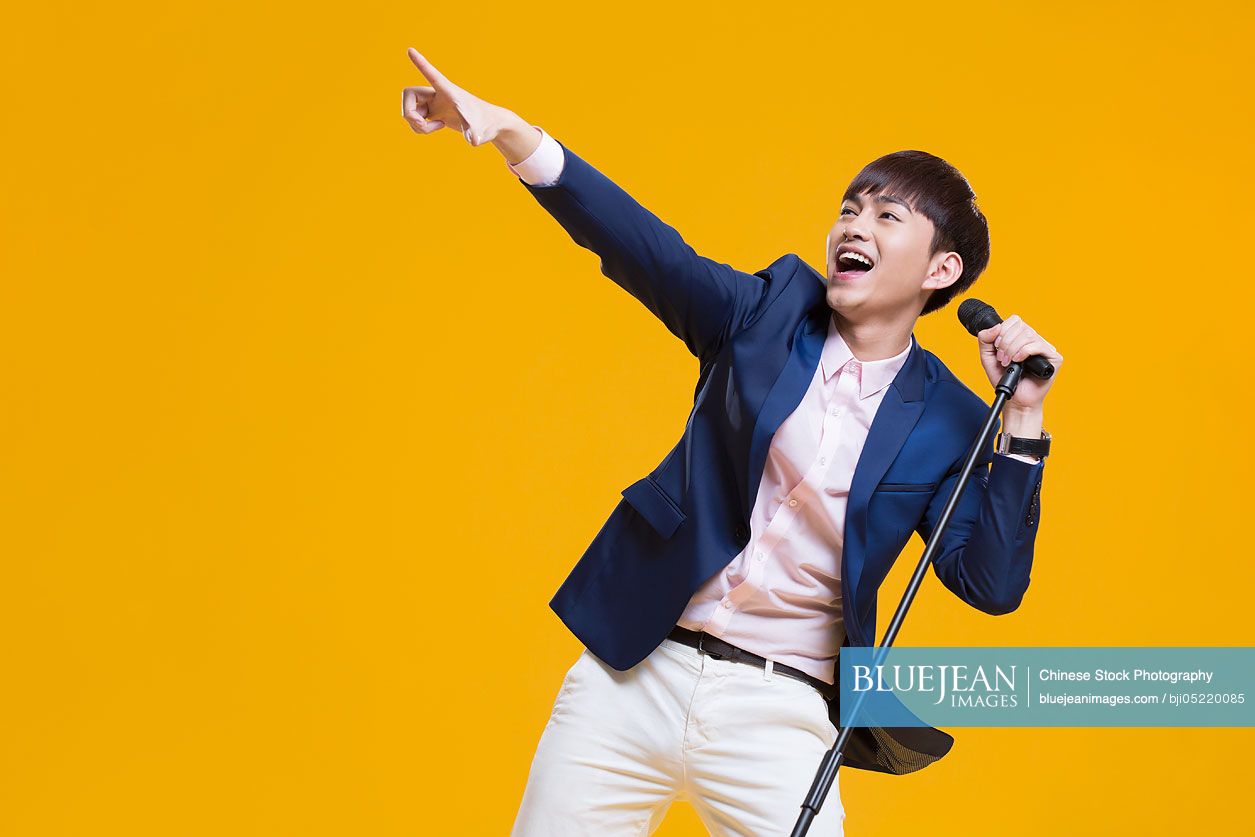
<box><xmin>505</xmin><ymin>126</ymin><xmax>565</xmax><ymax>186</ymax></box>
<box><xmin>999</xmin><ymin>452</ymin><xmax>1041</xmax><ymax>465</ymax></box>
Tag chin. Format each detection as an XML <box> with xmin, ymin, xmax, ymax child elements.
<box><xmin>825</xmin><ymin>285</ymin><xmax>867</xmax><ymax>312</ymax></box>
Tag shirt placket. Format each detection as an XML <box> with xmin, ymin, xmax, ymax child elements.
<box><xmin>705</xmin><ymin>359</ymin><xmax>862</xmax><ymax>632</ymax></box>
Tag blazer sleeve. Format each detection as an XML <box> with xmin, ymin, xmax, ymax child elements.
<box><xmin>514</xmin><ymin>137</ymin><xmax>769</xmax><ymax>363</ymax></box>
<box><xmin>917</xmin><ymin>419</ymin><xmax>1046</xmax><ymax>615</ymax></box>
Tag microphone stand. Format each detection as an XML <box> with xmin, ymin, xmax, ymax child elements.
<box><xmin>790</xmin><ymin>361</ymin><xmax>1027</xmax><ymax>836</ymax></box>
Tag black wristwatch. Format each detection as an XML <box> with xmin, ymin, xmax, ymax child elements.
<box><xmin>996</xmin><ymin>429</ymin><xmax>1051</xmax><ymax>459</ymax></box>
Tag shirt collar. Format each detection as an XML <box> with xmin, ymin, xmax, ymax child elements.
<box><xmin>819</xmin><ymin>314</ymin><xmax>913</xmax><ymax>399</ymax></box>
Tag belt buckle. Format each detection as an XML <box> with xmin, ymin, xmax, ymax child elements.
<box><xmin>697</xmin><ymin>632</ymin><xmax>723</xmax><ymax>660</ymax></box>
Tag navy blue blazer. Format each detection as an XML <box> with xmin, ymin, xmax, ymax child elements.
<box><xmin>516</xmin><ymin>139</ymin><xmax>1045</xmax><ymax>774</ymax></box>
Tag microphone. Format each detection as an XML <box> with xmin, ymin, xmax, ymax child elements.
<box><xmin>957</xmin><ymin>298</ymin><xmax>1055</xmax><ymax>379</ymax></box>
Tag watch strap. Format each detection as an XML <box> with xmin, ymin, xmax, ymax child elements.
<box><xmin>997</xmin><ymin>429</ymin><xmax>1051</xmax><ymax>459</ymax></box>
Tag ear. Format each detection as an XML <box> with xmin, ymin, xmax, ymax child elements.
<box><xmin>921</xmin><ymin>251</ymin><xmax>963</xmax><ymax>291</ymax></box>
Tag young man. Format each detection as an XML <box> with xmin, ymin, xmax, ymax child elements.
<box><xmin>403</xmin><ymin>48</ymin><xmax>1063</xmax><ymax>836</ymax></box>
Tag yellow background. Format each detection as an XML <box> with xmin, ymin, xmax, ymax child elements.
<box><xmin>2</xmin><ymin>1</ymin><xmax>1252</xmax><ymax>833</ymax></box>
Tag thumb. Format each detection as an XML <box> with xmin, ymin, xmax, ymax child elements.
<box><xmin>454</xmin><ymin>101</ymin><xmax>487</xmax><ymax>145</ymax></box>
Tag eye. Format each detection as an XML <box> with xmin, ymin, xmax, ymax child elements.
<box><xmin>840</xmin><ymin>207</ymin><xmax>854</xmax><ymax>216</ymax></box>
<box><xmin>881</xmin><ymin>212</ymin><xmax>899</xmax><ymax>221</ymax></box>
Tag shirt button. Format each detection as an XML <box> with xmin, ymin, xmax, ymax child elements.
<box><xmin>756</xmin><ymin>552</ymin><xmax>765</xmax><ymax>563</ymax></box>
<box><xmin>819</xmin><ymin>457</ymin><xmax>826</xmax><ymax>465</ymax></box>
<box><xmin>831</xmin><ymin>408</ymin><xmax>839</xmax><ymax>417</ymax></box>
<box><xmin>788</xmin><ymin>498</ymin><xmax>799</xmax><ymax>507</ymax></box>
<box><xmin>722</xmin><ymin>600</ymin><xmax>733</xmax><ymax>609</ymax></box>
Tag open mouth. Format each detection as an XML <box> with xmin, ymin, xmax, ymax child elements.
<box><xmin>833</xmin><ymin>250</ymin><xmax>875</xmax><ymax>280</ymax></box>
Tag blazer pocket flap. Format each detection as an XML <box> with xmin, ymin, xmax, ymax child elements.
<box><xmin>875</xmin><ymin>482</ymin><xmax>937</xmax><ymax>493</ymax></box>
<box><xmin>621</xmin><ymin>477</ymin><xmax>686</xmax><ymax>538</ymax></box>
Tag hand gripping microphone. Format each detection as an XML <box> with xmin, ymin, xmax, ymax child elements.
<box><xmin>957</xmin><ymin>298</ymin><xmax>1055</xmax><ymax>379</ymax></box>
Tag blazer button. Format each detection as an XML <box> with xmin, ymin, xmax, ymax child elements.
<box><xmin>1026</xmin><ymin>480</ymin><xmax>1042</xmax><ymax>527</ymax></box>
<box><xmin>734</xmin><ymin>524</ymin><xmax>749</xmax><ymax>543</ymax></box>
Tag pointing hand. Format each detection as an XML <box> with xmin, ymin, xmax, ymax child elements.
<box><xmin>401</xmin><ymin>48</ymin><xmax>514</xmax><ymax>147</ymax></box>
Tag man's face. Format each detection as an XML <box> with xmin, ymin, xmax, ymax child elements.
<box><xmin>824</xmin><ymin>189</ymin><xmax>962</xmax><ymax>320</ymax></box>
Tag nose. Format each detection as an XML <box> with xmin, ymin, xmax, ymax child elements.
<box><xmin>841</xmin><ymin>212</ymin><xmax>871</xmax><ymax>242</ymax></box>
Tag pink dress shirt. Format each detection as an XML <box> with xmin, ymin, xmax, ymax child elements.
<box><xmin>677</xmin><ymin>319</ymin><xmax>910</xmax><ymax>684</ymax></box>
<box><xmin>507</xmin><ymin>127</ymin><xmax>1035</xmax><ymax>685</ymax></box>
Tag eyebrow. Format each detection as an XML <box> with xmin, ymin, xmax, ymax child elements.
<box><xmin>846</xmin><ymin>194</ymin><xmax>914</xmax><ymax>213</ymax></box>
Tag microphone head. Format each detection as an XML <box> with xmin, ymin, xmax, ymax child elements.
<box><xmin>957</xmin><ymin>298</ymin><xmax>1002</xmax><ymax>336</ymax></box>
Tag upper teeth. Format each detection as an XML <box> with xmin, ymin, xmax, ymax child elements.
<box><xmin>841</xmin><ymin>252</ymin><xmax>873</xmax><ymax>267</ymax></box>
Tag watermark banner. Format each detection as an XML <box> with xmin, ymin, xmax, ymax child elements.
<box><xmin>838</xmin><ymin>647</ymin><xmax>1255</xmax><ymax>727</ymax></box>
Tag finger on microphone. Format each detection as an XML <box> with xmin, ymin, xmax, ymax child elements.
<box><xmin>1012</xmin><ymin>340</ymin><xmax>1046</xmax><ymax>363</ymax></box>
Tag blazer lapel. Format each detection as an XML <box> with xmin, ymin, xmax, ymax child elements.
<box><xmin>745</xmin><ymin>304</ymin><xmax>828</xmax><ymax>514</ymax></box>
<box><xmin>842</xmin><ymin>334</ymin><xmax>927</xmax><ymax>639</ymax></box>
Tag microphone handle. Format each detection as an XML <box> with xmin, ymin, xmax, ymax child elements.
<box><xmin>1023</xmin><ymin>353</ymin><xmax>1055</xmax><ymax>379</ymax></box>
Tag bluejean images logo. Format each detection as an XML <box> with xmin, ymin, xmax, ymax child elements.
<box><xmin>838</xmin><ymin>648</ymin><xmax>1255</xmax><ymax>727</ymax></box>
<box><xmin>852</xmin><ymin>662</ymin><xmax>1019</xmax><ymax>709</ymax></box>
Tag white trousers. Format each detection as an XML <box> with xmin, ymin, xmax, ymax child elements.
<box><xmin>511</xmin><ymin>636</ymin><xmax>845</xmax><ymax>836</ymax></box>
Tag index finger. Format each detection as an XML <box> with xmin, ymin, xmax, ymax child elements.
<box><xmin>407</xmin><ymin>48</ymin><xmax>451</xmax><ymax>89</ymax></box>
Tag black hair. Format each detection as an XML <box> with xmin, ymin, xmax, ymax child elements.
<box><xmin>841</xmin><ymin>150</ymin><xmax>990</xmax><ymax>315</ymax></box>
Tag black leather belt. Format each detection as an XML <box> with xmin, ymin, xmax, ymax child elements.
<box><xmin>666</xmin><ymin>626</ymin><xmax>837</xmax><ymax>701</ymax></box>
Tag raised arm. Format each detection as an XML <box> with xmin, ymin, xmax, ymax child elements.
<box><xmin>401</xmin><ymin>48</ymin><xmax>770</xmax><ymax>362</ymax></box>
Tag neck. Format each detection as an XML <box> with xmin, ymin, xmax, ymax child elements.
<box><xmin>831</xmin><ymin>310</ymin><xmax>914</xmax><ymax>362</ymax></box>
